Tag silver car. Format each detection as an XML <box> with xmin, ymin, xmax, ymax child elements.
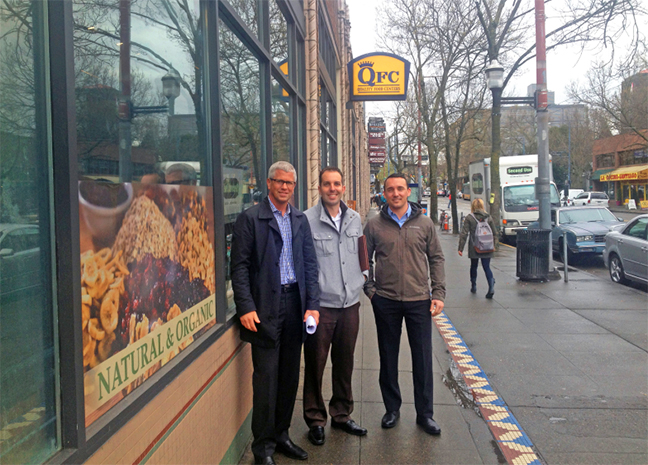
<box><xmin>603</xmin><ymin>214</ymin><xmax>648</xmax><ymax>285</ymax></box>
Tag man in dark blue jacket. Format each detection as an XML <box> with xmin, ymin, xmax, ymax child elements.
<box><xmin>231</xmin><ymin>161</ymin><xmax>320</xmax><ymax>465</ymax></box>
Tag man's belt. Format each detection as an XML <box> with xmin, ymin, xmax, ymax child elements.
<box><xmin>281</xmin><ymin>282</ymin><xmax>299</xmax><ymax>293</ymax></box>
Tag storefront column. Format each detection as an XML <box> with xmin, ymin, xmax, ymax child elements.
<box><xmin>305</xmin><ymin>0</ymin><xmax>320</xmax><ymax>207</ymax></box>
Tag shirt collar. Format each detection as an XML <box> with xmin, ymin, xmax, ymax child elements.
<box><xmin>388</xmin><ymin>204</ymin><xmax>411</xmax><ymax>221</ymax></box>
<box><xmin>268</xmin><ymin>197</ymin><xmax>291</xmax><ymax>216</ymax></box>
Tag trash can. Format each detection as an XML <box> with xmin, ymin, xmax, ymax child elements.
<box><xmin>516</xmin><ymin>229</ymin><xmax>551</xmax><ymax>281</ymax></box>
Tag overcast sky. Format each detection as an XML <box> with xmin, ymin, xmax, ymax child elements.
<box><xmin>347</xmin><ymin>0</ymin><xmax>647</xmax><ymax>123</ymax></box>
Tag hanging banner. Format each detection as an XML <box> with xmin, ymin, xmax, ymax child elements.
<box><xmin>348</xmin><ymin>52</ymin><xmax>411</xmax><ymax>101</ymax></box>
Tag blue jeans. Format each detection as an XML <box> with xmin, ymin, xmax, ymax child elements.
<box><xmin>470</xmin><ymin>258</ymin><xmax>493</xmax><ymax>282</ymax></box>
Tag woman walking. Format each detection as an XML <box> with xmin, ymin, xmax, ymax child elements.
<box><xmin>458</xmin><ymin>199</ymin><xmax>497</xmax><ymax>298</ymax></box>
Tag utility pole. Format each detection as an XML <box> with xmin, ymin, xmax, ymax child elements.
<box><xmin>535</xmin><ymin>0</ymin><xmax>557</xmax><ymax>278</ymax></box>
<box><xmin>118</xmin><ymin>0</ymin><xmax>132</xmax><ymax>182</ymax></box>
<box><xmin>535</xmin><ymin>0</ymin><xmax>550</xmax><ymax>230</ymax></box>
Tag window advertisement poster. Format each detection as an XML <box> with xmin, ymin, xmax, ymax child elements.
<box><xmin>77</xmin><ymin>181</ymin><xmax>216</xmax><ymax>426</ymax></box>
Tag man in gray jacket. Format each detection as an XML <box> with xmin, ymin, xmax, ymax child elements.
<box><xmin>303</xmin><ymin>167</ymin><xmax>368</xmax><ymax>446</ymax></box>
<box><xmin>364</xmin><ymin>173</ymin><xmax>446</xmax><ymax>435</ymax></box>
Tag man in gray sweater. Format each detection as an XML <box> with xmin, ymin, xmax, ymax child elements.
<box><xmin>303</xmin><ymin>167</ymin><xmax>368</xmax><ymax>445</ymax></box>
<box><xmin>364</xmin><ymin>173</ymin><xmax>446</xmax><ymax>435</ymax></box>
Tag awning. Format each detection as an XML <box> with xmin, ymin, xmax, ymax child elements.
<box><xmin>600</xmin><ymin>164</ymin><xmax>648</xmax><ymax>182</ymax></box>
<box><xmin>592</xmin><ymin>168</ymin><xmax>615</xmax><ymax>181</ymax></box>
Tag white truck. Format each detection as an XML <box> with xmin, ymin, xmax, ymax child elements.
<box><xmin>469</xmin><ymin>155</ymin><xmax>561</xmax><ymax>241</ymax></box>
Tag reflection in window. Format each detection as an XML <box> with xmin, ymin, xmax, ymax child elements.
<box><xmin>272</xmin><ymin>77</ymin><xmax>290</xmax><ymax>162</ymax></box>
<box><xmin>73</xmin><ymin>0</ymin><xmax>215</xmax><ymax>428</ymax></box>
<box><xmin>472</xmin><ymin>173</ymin><xmax>483</xmax><ymax>194</ymax></box>
<box><xmin>270</xmin><ymin>0</ymin><xmax>288</xmax><ymax>66</ymax></box>
<box><xmin>220</xmin><ymin>20</ymin><xmax>259</xmax><ymax>312</ymax></box>
<box><xmin>0</xmin><ymin>1</ymin><xmax>59</xmax><ymax>462</ymax></box>
<box><xmin>625</xmin><ymin>218</ymin><xmax>648</xmax><ymax>239</ymax></box>
<box><xmin>225</xmin><ymin>0</ymin><xmax>259</xmax><ymax>38</ymax></box>
<box><xmin>73</xmin><ymin>0</ymin><xmax>207</xmax><ymax>183</ymax></box>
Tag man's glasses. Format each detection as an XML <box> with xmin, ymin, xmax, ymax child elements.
<box><xmin>270</xmin><ymin>178</ymin><xmax>296</xmax><ymax>187</ymax></box>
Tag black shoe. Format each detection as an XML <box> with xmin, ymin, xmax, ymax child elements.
<box><xmin>275</xmin><ymin>439</ymin><xmax>308</xmax><ymax>460</ymax></box>
<box><xmin>331</xmin><ymin>419</ymin><xmax>367</xmax><ymax>436</ymax></box>
<box><xmin>381</xmin><ymin>411</ymin><xmax>400</xmax><ymax>429</ymax></box>
<box><xmin>254</xmin><ymin>456</ymin><xmax>276</xmax><ymax>465</ymax></box>
<box><xmin>470</xmin><ymin>281</ymin><xmax>477</xmax><ymax>293</ymax></box>
<box><xmin>416</xmin><ymin>417</ymin><xmax>441</xmax><ymax>435</ymax></box>
<box><xmin>308</xmin><ymin>426</ymin><xmax>325</xmax><ymax>445</ymax></box>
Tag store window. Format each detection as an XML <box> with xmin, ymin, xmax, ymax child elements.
<box><xmin>320</xmin><ymin>84</ymin><xmax>337</xmax><ymax>167</ymax></box>
<box><xmin>73</xmin><ymin>0</ymin><xmax>217</xmax><ymax>428</ymax></box>
<box><xmin>272</xmin><ymin>76</ymin><xmax>291</xmax><ymax>162</ymax></box>
<box><xmin>270</xmin><ymin>0</ymin><xmax>288</xmax><ymax>66</ymax></box>
<box><xmin>219</xmin><ymin>20</ymin><xmax>259</xmax><ymax>313</ymax></box>
<box><xmin>0</xmin><ymin>1</ymin><xmax>59</xmax><ymax>462</ymax></box>
<box><xmin>596</xmin><ymin>153</ymin><xmax>615</xmax><ymax>168</ymax></box>
<box><xmin>472</xmin><ymin>173</ymin><xmax>484</xmax><ymax>194</ymax></box>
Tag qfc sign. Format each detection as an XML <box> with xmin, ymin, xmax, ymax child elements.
<box><xmin>348</xmin><ymin>53</ymin><xmax>410</xmax><ymax>101</ymax></box>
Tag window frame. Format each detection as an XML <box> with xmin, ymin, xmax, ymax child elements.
<box><xmin>47</xmin><ymin>0</ymin><xmax>308</xmax><ymax>461</ymax></box>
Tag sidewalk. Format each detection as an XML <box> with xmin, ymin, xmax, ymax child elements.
<box><xmin>240</xmin><ymin>208</ymin><xmax>647</xmax><ymax>465</ymax></box>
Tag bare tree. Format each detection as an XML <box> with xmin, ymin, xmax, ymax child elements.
<box><xmin>378</xmin><ymin>0</ymin><xmax>486</xmax><ymax>222</ymax></box>
<box><xmin>568</xmin><ymin>50</ymin><xmax>648</xmax><ymax>142</ymax></box>
<box><xmin>384</xmin><ymin>99</ymin><xmax>419</xmax><ymax>173</ymax></box>
<box><xmin>474</xmin><ymin>0</ymin><xmax>646</xmax><ymax>229</ymax></box>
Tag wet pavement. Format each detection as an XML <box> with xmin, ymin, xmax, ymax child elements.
<box><xmin>239</xmin><ymin>206</ymin><xmax>647</xmax><ymax>465</ymax></box>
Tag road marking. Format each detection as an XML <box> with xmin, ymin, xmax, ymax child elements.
<box><xmin>434</xmin><ymin>312</ymin><xmax>542</xmax><ymax>465</ymax></box>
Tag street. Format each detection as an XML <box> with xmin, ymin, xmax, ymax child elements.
<box><xmin>430</xmin><ymin>194</ymin><xmax>648</xmax><ymax>293</ymax></box>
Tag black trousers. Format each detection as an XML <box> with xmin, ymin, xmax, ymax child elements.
<box><xmin>303</xmin><ymin>302</ymin><xmax>360</xmax><ymax>427</ymax></box>
<box><xmin>371</xmin><ymin>294</ymin><xmax>434</xmax><ymax>419</ymax></box>
<box><xmin>251</xmin><ymin>289</ymin><xmax>303</xmax><ymax>459</ymax></box>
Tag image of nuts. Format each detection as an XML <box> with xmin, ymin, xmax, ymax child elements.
<box><xmin>167</xmin><ymin>304</ymin><xmax>181</xmax><ymax>321</ymax></box>
<box><xmin>82</xmin><ymin>303</ymin><xmax>90</xmax><ymax>331</ymax></box>
<box><xmin>112</xmin><ymin>195</ymin><xmax>177</xmax><ymax>264</ymax></box>
<box><xmin>83</xmin><ymin>336</ymin><xmax>97</xmax><ymax>368</ymax></box>
<box><xmin>97</xmin><ymin>332</ymin><xmax>116</xmax><ymax>362</ymax></box>
<box><xmin>100</xmin><ymin>289</ymin><xmax>119</xmax><ymax>334</ymax></box>
<box><xmin>87</xmin><ymin>318</ymin><xmax>105</xmax><ymax>341</ymax></box>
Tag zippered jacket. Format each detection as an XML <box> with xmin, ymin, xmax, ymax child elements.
<box><xmin>305</xmin><ymin>201</ymin><xmax>367</xmax><ymax>308</ymax></box>
<box><xmin>363</xmin><ymin>203</ymin><xmax>446</xmax><ymax>302</ymax></box>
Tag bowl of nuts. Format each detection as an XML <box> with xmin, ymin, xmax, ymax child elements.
<box><xmin>79</xmin><ymin>181</ymin><xmax>133</xmax><ymax>242</ymax></box>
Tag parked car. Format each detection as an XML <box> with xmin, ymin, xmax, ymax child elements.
<box><xmin>603</xmin><ymin>214</ymin><xmax>648</xmax><ymax>285</ymax></box>
<box><xmin>571</xmin><ymin>191</ymin><xmax>609</xmax><ymax>206</ymax></box>
<box><xmin>560</xmin><ymin>188</ymin><xmax>585</xmax><ymax>206</ymax></box>
<box><xmin>437</xmin><ymin>189</ymin><xmax>446</xmax><ymax>197</ymax></box>
<box><xmin>0</xmin><ymin>224</ymin><xmax>41</xmax><ymax>298</ymax></box>
<box><xmin>548</xmin><ymin>206</ymin><xmax>624</xmax><ymax>262</ymax></box>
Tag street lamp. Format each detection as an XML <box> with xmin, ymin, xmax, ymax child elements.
<box><xmin>162</xmin><ymin>69</ymin><xmax>181</xmax><ymax>115</ymax></box>
<box><xmin>485</xmin><ymin>60</ymin><xmax>504</xmax><ymax>217</ymax></box>
<box><xmin>485</xmin><ymin>60</ymin><xmax>504</xmax><ymax>90</ymax></box>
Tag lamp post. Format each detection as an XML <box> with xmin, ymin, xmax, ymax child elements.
<box><xmin>485</xmin><ymin>60</ymin><xmax>504</xmax><ymax>226</ymax></box>
<box><xmin>162</xmin><ymin>69</ymin><xmax>181</xmax><ymax>115</ymax></box>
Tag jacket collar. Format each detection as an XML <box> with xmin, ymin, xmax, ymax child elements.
<box><xmin>317</xmin><ymin>200</ymin><xmax>353</xmax><ymax>232</ymax></box>
<box><xmin>259</xmin><ymin>196</ymin><xmax>304</xmax><ymax>238</ymax></box>
<box><xmin>380</xmin><ymin>201</ymin><xmax>421</xmax><ymax>224</ymax></box>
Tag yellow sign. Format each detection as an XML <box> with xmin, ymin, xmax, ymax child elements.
<box><xmin>348</xmin><ymin>53</ymin><xmax>410</xmax><ymax>101</ymax></box>
<box><xmin>640</xmin><ymin>200</ymin><xmax>648</xmax><ymax>209</ymax></box>
<box><xmin>600</xmin><ymin>164</ymin><xmax>648</xmax><ymax>181</ymax></box>
<box><xmin>280</xmin><ymin>60</ymin><xmax>289</xmax><ymax>98</ymax></box>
